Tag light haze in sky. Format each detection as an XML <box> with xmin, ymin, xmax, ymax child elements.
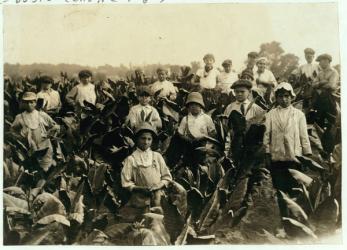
<box><xmin>3</xmin><ymin>3</ymin><xmax>340</xmax><ymax>71</ymax></box>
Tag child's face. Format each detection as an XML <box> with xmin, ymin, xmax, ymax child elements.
<box><xmin>257</xmin><ymin>61</ymin><xmax>266</xmax><ymax>72</ymax></box>
<box><xmin>139</xmin><ymin>95</ymin><xmax>151</xmax><ymax>106</ymax></box>
<box><xmin>234</xmin><ymin>87</ymin><xmax>249</xmax><ymax>102</ymax></box>
<box><xmin>223</xmin><ymin>64</ymin><xmax>231</xmax><ymax>73</ymax></box>
<box><xmin>157</xmin><ymin>71</ymin><xmax>166</xmax><ymax>82</ymax></box>
<box><xmin>80</xmin><ymin>76</ymin><xmax>91</xmax><ymax>85</ymax></box>
<box><xmin>137</xmin><ymin>132</ymin><xmax>153</xmax><ymax>151</ymax></box>
<box><xmin>305</xmin><ymin>53</ymin><xmax>314</xmax><ymax>63</ymax></box>
<box><xmin>204</xmin><ymin>58</ymin><xmax>214</xmax><ymax>67</ymax></box>
<box><xmin>276</xmin><ymin>91</ymin><xmax>292</xmax><ymax>108</ymax></box>
<box><xmin>319</xmin><ymin>59</ymin><xmax>330</xmax><ymax>69</ymax></box>
<box><xmin>188</xmin><ymin>103</ymin><xmax>202</xmax><ymax>116</ymax></box>
<box><xmin>23</xmin><ymin>100</ymin><xmax>37</xmax><ymax>112</ymax></box>
<box><xmin>42</xmin><ymin>83</ymin><xmax>51</xmax><ymax>91</ymax></box>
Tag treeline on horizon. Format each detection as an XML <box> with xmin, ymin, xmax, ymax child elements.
<box><xmin>4</xmin><ymin>62</ymin><xmax>202</xmax><ymax>82</ymax></box>
<box><xmin>4</xmin><ymin>41</ymin><xmax>341</xmax><ymax>82</ymax></box>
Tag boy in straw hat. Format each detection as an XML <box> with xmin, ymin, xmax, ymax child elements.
<box><xmin>120</xmin><ymin>122</ymin><xmax>172</xmax><ymax>219</ymax></box>
<box><xmin>11</xmin><ymin>92</ymin><xmax>60</xmax><ymax>172</ymax></box>
<box><xmin>178</xmin><ymin>92</ymin><xmax>216</xmax><ymax>141</ymax></box>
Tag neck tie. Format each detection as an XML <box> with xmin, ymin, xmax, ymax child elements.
<box><xmin>141</xmin><ymin>109</ymin><xmax>146</xmax><ymax>121</ymax></box>
<box><xmin>240</xmin><ymin>103</ymin><xmax>245</xmax><ymax>116</ymax></box>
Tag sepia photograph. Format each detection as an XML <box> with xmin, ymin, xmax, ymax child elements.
<box><xmin>2</xmin><ymin>0</ymin><xmax>344</xmax><ymax>246</ymax></box>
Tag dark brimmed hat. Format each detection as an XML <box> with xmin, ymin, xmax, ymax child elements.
<box><xmin>304</xmin><ymin>48</ymin><xmax>315</xmax><ymax>54</ymax></box>
<box><xmin>135</xmin><ymin>122</ymin><xmax>157</xmax><ymax>138</ymax></box>
<box><xmin>78</xmin><ymin>70</ymin><xmax>93</xmax><ymax>78</ymax></box>
<box><xmin>231</xmin><ymin>79</ymin><xmax>253</xmax><ymax>90</ymax></box>
<box><xmin>222</xmin><ymin>59</ymin><xmax>232</xmax><ymax>67</ymax></box>
<box><xmin>247</xmin><ymin>51</ymin><xmax>258</xmax><ymax>59</ymax></box>
<box><xmin>316</xmin><ymin>53</ymin><xmax>332</xmax><ymax>62</ymax></box>
<box><xmin>39</xmin><ymin>75</ymin><xmax>54</xmax><ymax>85</ymax></box>
<box><xmin>203</xmin><ymin>53</ymin><xmax>215</xmax><ymax>61</ymax></box>
<box><xmin>185</xmin><ymin>92</ymin><xmax>205</xmax><ymax>108</ymax></box>
<box><xmin>240</xmin><ymin>69</ymin><xmax>254</xmax><ymax>80</ymax></box>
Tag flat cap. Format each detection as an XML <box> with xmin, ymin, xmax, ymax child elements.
<box><xmin>316</xmin><ymin>53</ymin><xmax>332</xmax><ymax>62</ymax></box>
<box><xmin>222</xmin><ymin>59</ymin><xmax>233</xmax><ymax>66</ymax></box>
<box><xmin>247</xmin><ymin>51</ymin><xmax>259</xmax><ymax>58</ymax></box>
<box><xmin>240</xmin><ymin>69</ymin><xmax>254</xmax><ymax>80</ymax></box>
<box><xmin>304</xmin><ymin>48</ymin><xmax>315</xmax><ymax>54</ymax></box>
<box><xmin>231</xmin><ymin>79</ymin><xmax>253</xmax><ymax>89</ymax></box>
<box><xmin>22</xmin><ymin>92</ymin><xmax>37</xmax><ymax>101</ymax></box>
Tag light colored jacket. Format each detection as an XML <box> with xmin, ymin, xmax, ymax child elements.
<box><xmin>263</xmin><ymin>105</ymin><xmax>311</xmax><ymax>162</ymax></box>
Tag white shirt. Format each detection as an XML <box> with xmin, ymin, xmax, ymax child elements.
<box><xmin>196</xmin><ymin>67</ymin><xmax>220</xmax><ymax>89</ymax></box>
<box><xmin>224</xmin><ymin>99</ymin><xmax>265</xmax><ymax>121</ymax></box>
<box><xmin>254</xmin><ymin>69</ymin><xmax>277</xmax><ymax>88</ymax></box>
<box><xmin>178</xmin><ymin>111</ymin><xmax>216</xmax><ymax>139</ymax></box>
<box><xmin>37</xmin><ymin>89</ymin><xmax>61</xmax><ymax>111</ymax></box>
<box><xmin>126</xmin><ymin>104</ymin><xmax>162</xmax><ymax>130</ymax></box>
<box><xmin>66</xmin><ymin>83</ymin><xmax>96</xmax><ymax>106</ymax></box>
<box><xmin>217</xmin><ymin>71</ymin><xmax>239</xmax><ymax>93</ymax></box>
<box><xmin>121</xmin><ymin>148</ymin><xmax>172</xmax><ymax>190</ymax></box>
<box><xmin>297</xmin><ymin>63</ymin><xmax>320</xmax><ymax>80</ymax></box>
<box><xmin>151</xmin><ymin>80</ymin><xmax>177</xmax><ymax>98</ymax></box>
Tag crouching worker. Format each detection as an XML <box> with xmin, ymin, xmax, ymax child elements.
<box><xmin>120</xmin><ymin>122</ymin><xmax>172</xmax><ymax>221</ymax></box>
<box><xmin>263</xmin><ymin>82</ymin><xmax>312</xmax><ymax>216</ymax></box>
<box><xmin>11</xmin><ymin>92</ymin><xmax>60</xmax><ymax>172</ymax></box>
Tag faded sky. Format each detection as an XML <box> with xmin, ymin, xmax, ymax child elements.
<box><xmin>3</xmin><ymin>3</ymin><xmax>340</xmax><ymax>70</ymax></box>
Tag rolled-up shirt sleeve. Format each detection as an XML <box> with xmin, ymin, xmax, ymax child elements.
<box><xmin>121</xmin><ymin>156</ymin><xmax>136</xmax><ymax>191</ymax></box>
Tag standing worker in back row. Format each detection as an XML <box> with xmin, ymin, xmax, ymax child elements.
<box><xmin>194</xmin><ymin>53</ymin><xmax>220</xmax><ymax>109</ymax></box>
<box><xmin>65</xmin><ymin>70</ymin><xmax>97</xmax><ymax>110</ymax></box>
<box><xmin>151</xmin><ymin>68</ymin><xmax>177</xmax><ymax>101</ymax></box>
<box><xmin>296</xmin><ymin>48</ymin><xmax>320</xmax><ymax>81</ymax></box>
<box><xmin>312</xmin><ymin>53</ymin><xmax>339</xmax><ymax>155</ymax></box>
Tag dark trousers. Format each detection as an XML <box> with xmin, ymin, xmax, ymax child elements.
<box><xmin>269</xmin><ymin>161</ymin><xmax>301</xmax><ymax>218</ymax></box>
<box><xmin>312</xmin><ymin>89</ymin><xmax>337</xmax><ymax>127</ymax></box>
